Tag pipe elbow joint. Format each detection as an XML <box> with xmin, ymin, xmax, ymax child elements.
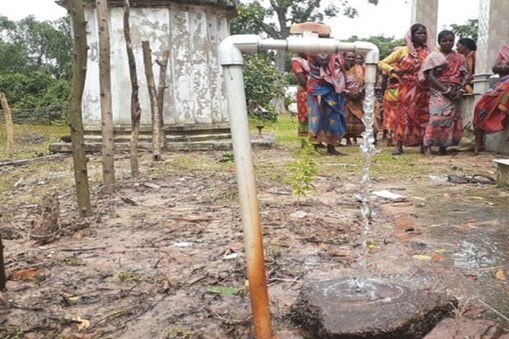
<box><xmin>354</xmin><ymin>41</ymin><xmax>380</xmax><ymax>65</ymax></box>
<box><xmin>219</xmin><ymin>35</ymin><xmax>260</xmax><ymax>66</ymax></box>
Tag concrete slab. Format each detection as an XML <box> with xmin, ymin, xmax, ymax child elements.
<box><xmin>290</xmin><ymin>279</ymin><xmax>457</xmax><ymax>339</ymax></box>
<box><xmin>424</xmin><ymin>318</ymin><xmax>504</xmax><ymax>339</ymax></box>
<box><xmin>493</xmin><ymin>159</ymin><xmax>509</xmax><ymax>186</ymax></box>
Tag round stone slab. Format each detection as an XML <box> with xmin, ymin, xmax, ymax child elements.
<box><xmin>290</xmin><ymin>279</ymin><xmax>457</xmax><ymax>338</ymax></box>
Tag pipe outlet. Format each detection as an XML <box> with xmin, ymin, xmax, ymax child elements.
<box><xmin>219</xmin><ymin>34</ymin><xmax>260</xmax><ymax>66</ymax></box>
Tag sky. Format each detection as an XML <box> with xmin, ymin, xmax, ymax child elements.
<box><xmin>0</xmin><ymin>0</ymin><xmax>479</xmax><ymax>40</ymax></box>
<box><xmin>325</xmin><ymin>0</ymin><xmax>479</xmax><ymax>40</ymax></box>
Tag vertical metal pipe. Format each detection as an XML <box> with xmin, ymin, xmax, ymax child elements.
<box><xmin>223</xmin><ymin>65</ymin><xmax>272</xmax><ymax>338</ymax></box>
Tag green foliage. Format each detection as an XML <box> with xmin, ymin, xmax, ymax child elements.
<box><xmin>288</xmin><ymin>139</ymin><xmax>318</xmax><ymax>201</ymax></box>
<box><xmin>206</xmin><ymin>286</ymin><xmax>243</xmax><ymax>296</ymax></box>
<box><xmin>218</xmin><ymin>151</ymin><xmax>235</xmax><ymax>163</ymax></box>
<box><xmin>0</xmin><ymin>71</ymin><xmax>69</xmax><ymax>123</ymax></box>
<box><xmin>243</xmin><ymin>53</ymin><xmax>286</xmax><ymax>122</ymax></box>
<box><xmin>346</xmin><ymin>35</ymin><xmax>404</xmax><ymax>59</ymax></box>
<box><xmin>0</xmin><ymin>15</ymin><xmax>71</xmax><ymax>124</ymax></box>
<box><xmin>451</xmin><ymin>19</ymin><xmax>478</xmax><ymax>41</ymax></box>
<box><xmin>231</xmin><ymin>0</ymin><xmax>379</xmax><ymax>37</ymax></box>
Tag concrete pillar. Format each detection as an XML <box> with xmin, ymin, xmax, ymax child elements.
<box><xmin>411</xmin><ymin>0</ymin><xmax>438</xmax><ymax>42</ymax></box>
<box><xmin>474</xmin><ymin>0</ymin><xmax>509</xmax><ymax>154</ymax></box>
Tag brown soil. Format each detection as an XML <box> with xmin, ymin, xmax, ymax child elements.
<box><xmin>0</xmin><ymin>147</ymin><xmax>508</xmax><ymax>338</ymax></box>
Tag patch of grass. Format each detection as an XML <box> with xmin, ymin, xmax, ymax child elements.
<box><xmin>158</xmin><ymin>155</ymin><xmax>231</xmax><ymax>174</ymax></box>
<box><xmin>0</xmin><ymin>327</ymin><xmax>24</xmax><ymax>339</ymax></box>
<box><xmin>118</xmin><ymin>271</ymin><xmax>143</xmax><ymax>283</ymax></box>
<box><xmin>165</xmin><ymin>326</ymin><xmax>194</xmax><ymax>339</ymax></box>
<box><xmin>251</xmin><ymin>114</ymin><xmax>299</xmax><ymax>150</ymax></box>
<box><xmin>0</xmin><ymin>124</ymin><xmax>68</xmax><ymax>161</ymax></box>
<box><xmin>63</xmin><ymin>256</ymin><xmax>85</xmax><ymax>266</ymax></box>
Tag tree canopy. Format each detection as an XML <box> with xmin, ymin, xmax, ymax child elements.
<box><xmin>450</xmin><ymin>19</ymin><xmax>478</xmax><ymax>42</ymax></box>
<box><xmin>0</xmin><ymin>15</ymin><xmax>71</xmax><ymax>121</ymax></box>
<box><xmin>230</xmin><ymin>0</ymin><xmax>379</xmax><ymax>71</ymax></box>
<box><xmin>345</xmin><ymin>35</ymin><xmax>404</xmax><ymax>60</ymax></box>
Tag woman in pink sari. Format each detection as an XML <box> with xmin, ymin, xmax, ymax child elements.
<box><xmin>421</xmin><ymin>30</ymin><xmax>467</xmax><ymax>155</ymax></box>
<box><xmin>291</xmin><ymin>54</ymin><xmax>310</xmax><ymax>136</ymax></box>
<box><xmin>473</xmin><ymin>44</ymin><xmax>509</xmax><ymax>154</ymax></box>
<box><xmin>379</xmin><ymin>23</ymin><xmax>433</xmax><ymax>155</ymax></box>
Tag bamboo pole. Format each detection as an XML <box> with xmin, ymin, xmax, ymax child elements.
<box><xmin>0</xmin><ymin>236</ymin><xmax>6</xmax><ymax>291</ymax></box>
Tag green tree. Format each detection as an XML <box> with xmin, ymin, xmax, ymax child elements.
<box><xmin>0</xmin><ymin>15</ymin><xmax>72</xmax><ymax>122</ymax></box>
<box><xmin>346</xmin><ymin>35</ymin><xmax>404</xmax><ymax>59</ymax></box>
<box><xmin>0</xmin><ymin>15</ymin><xmax>72</xmax><ymax>79</ymax></box>
<box><xmin>450</xmin><ymin>19</ymin><xmax>478</xmax><ymax>41</ymax></box>
<box><xmin>243</xmin><ymin>53</ymin><xmax>286</xmax><ymax>121</ymax></box>
<box><xmin>230</xmin><ymin>0</ymin><xmax>379</xmax><ymax>72</ymax></box>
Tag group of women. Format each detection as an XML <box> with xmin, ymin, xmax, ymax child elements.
<box><xmin>291</xmin><ymin>23</ymin><xmax>509</xmax><ymax>156</ymax></box>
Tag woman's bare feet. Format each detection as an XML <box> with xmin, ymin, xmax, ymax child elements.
<box><xmin>392</xmin><ymin>142</ymin><xmax>403</xmax><ymax>155</ymax></box>
<box><xmin>326</xmin><ymin>145</ymin><xmax>344</xmax><ymax>156</ymax></box>
<box><xmin>474</xmin><ymin>130</ymin><xmax>484</xmax><ymax>155</ymax></box>
<box><xmin>422</xmin><ymin>146</ymin><xmax>432</xmax><ymax>156</ymax></box>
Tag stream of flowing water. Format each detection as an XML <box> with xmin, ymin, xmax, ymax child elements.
<box><xmin>358</xmin><ymin>82</ymin><xmax>378</xmax><ymax>277</ymax></box>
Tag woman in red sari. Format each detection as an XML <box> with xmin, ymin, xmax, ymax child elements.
<box><xmin>291</xmin><ymin>54</ymin><xmax>310</xmax><ymax>136</ymax></box>
<box><xmin>343</xmin><ymin>51</ymin><xmax>366</xmax><ymax>144</ymax></box>
<box><xmin>421</xmin><ymin>30</ymin><xmax>467</xmax><ymax>155</ymax></box>
<box><xmin>379</xmin><ymin>23</ymin><xmax>432</xmax><ymax>155</ymax></box>
<box><xmin>473</xmin><ymin>44</ymin><xmax>509</xmax><ymax>154</ymax></box>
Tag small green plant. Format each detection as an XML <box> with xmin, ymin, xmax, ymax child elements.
<box><xmin>218</xmin><ymin>151</ymin><xmax>234</xmax><ymax>163</ymax></box>
<box><xmin>63</xmin><ymin>256</ymin><xmax>85</xmax><ymax>266</ymax></box>
<box><xmin>288</xmin><ymin>139</ymin><xmax>318</xmax><ymax>202</ymax></box>
<box><xmin>118</xmin><ymin>271</ymin><xmax>143</xmax><ymax>283</ymax></box>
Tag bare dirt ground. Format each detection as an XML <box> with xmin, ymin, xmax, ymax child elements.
<box><xmin>0</xmin><ymin>145</ymin><xmax>508</xmax><ymax>338</ymax></box>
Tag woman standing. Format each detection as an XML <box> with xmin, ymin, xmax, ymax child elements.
<box><xmin>343</xmin><ymin>51</ymin><xmax>366</xmax><ymax>145</ymax></box>
<box><xmin>307</xmin><ymin>53</ymin><xmax>348</xmax><ymax>155</ymax></box>
<box><xmin>456</xmin><ymin>38</ymin><xmax>477</xmax><ymax>93</ymax></box>
<box><xmin>473</xmin><ymin>44</ymin><xmax>509</xmax><ymax>154</ymax></box>
<box><xmin>421</xmin><ymin>30</ymin><xmax>467</xmax><ymax>155</ymax></box>
<box><xmin>379</xmin><ymin>23</ymin><xmax>432</xmax><ymax>155</ymax></box>
<box><xmin>291</xmin><ymin>54</ymin><xmax>310</xmax><ymax>136</ymax></box>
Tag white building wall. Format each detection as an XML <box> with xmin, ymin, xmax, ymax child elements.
<box><xmin>82</xmin><ymin>5</ymin><xmax>230</xmax><ymax>127</ymax></box>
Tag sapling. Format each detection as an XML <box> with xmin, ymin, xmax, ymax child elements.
<box><xmin>288</xmin><ymin>139</ymin><xmax>318</xmax><ymax>203</ymax></box>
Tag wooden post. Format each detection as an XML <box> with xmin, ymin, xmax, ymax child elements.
<box><xmin>0</xmin><ymin>236</ymin><xmax>6</xmax><ymax>291</ymax></box>
<box><xmin>142</xmin><ymin>41</ymin><xmax>161</xmax><ymax>161</ymax></box>
<box><xmin>96</xmin><ymin>0</ymin><xmax>115</xmax><ymax>193</ymax></box>
<box><xmin>69</xmin><ymin>0</ymin><xmax>92</xmax><ymax>217</ymax></box>
<box><xmin>123</xmin><ymin>0</ymin><xmax>142</xmax><ymax>177</ymax></box>
<box><xmin>156</xmin><ymin>50</ymin><xmax>170</xmax><ymax>141</ymax></box>
<box><xmin>0</xmin><ymin>93</ymin><xmax>14</xmax><ymax>160</ymax></box>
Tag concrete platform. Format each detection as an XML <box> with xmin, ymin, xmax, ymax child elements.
<box><xmin>49</xmin><ymin>129</ymin><xmax>275</xmax><ymax>153</ymax></box>
<box><xmin>290</xmin><ymin>279</ymin><xmax>457</xmax><ymax>339</ymax></box>
<box><xmin>493</xmin><ymin>159</ymin><xmax>509</xmax><ymax>186</ymax></box>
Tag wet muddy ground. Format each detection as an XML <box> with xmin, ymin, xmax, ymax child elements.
<box><xmin>0</xmin><ymin>145</ymin><xmax>508</xmax><ymax>338</ymax></box>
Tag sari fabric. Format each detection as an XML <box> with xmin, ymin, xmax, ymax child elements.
<box><xmin>379</xmin><ymin>28</ymin><xmax>431</xmax><ymax>146</ymax></box>
<box><xmin>422</xmin><ymin>51</ymin><xmax>466</xmax><ymax>147</ymax></box>
<box><xmin>382</xmin><ymin>83</ymin><xmax>398</xmax><ymax>131</ymax></box>
<box><xmin>474</xmin><ymin>45</ymin><xmax>509</xmax><ymax>133</ymax></box>
<box><xmin>379</xmin><ymin>46</ymin><xmax>430</xmax><ymax>146</ymax></box>
<box><xmin>344</xmin><ymin>64</ymin><xmax>366</xmax><ymax>138</ymax></box>
<box><xmin>291</xmin><ymin>56</ymin><xmax>310</xmax><ymax>136</ymax></box>
<box><xmin>307</xmin><ymin>54</ymin><xmax>347</xmax><ymax>145</ymax></box>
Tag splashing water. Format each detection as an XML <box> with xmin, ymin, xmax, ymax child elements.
<box><xmin>359</xmin><ymin>82</ymin><xmax>378</xmax><ymax>276</ymax></box>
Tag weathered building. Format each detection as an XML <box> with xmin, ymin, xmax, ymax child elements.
<box><xmin>56</xmin><ymin>0</ymin><xmax>235</xmax><ymax>150</ymax></box>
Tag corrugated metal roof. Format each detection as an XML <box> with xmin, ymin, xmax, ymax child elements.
<box><xmin>56</xmin><ymin>0</ymin><xmax>235</xmax><ymax>11</ymax></box>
